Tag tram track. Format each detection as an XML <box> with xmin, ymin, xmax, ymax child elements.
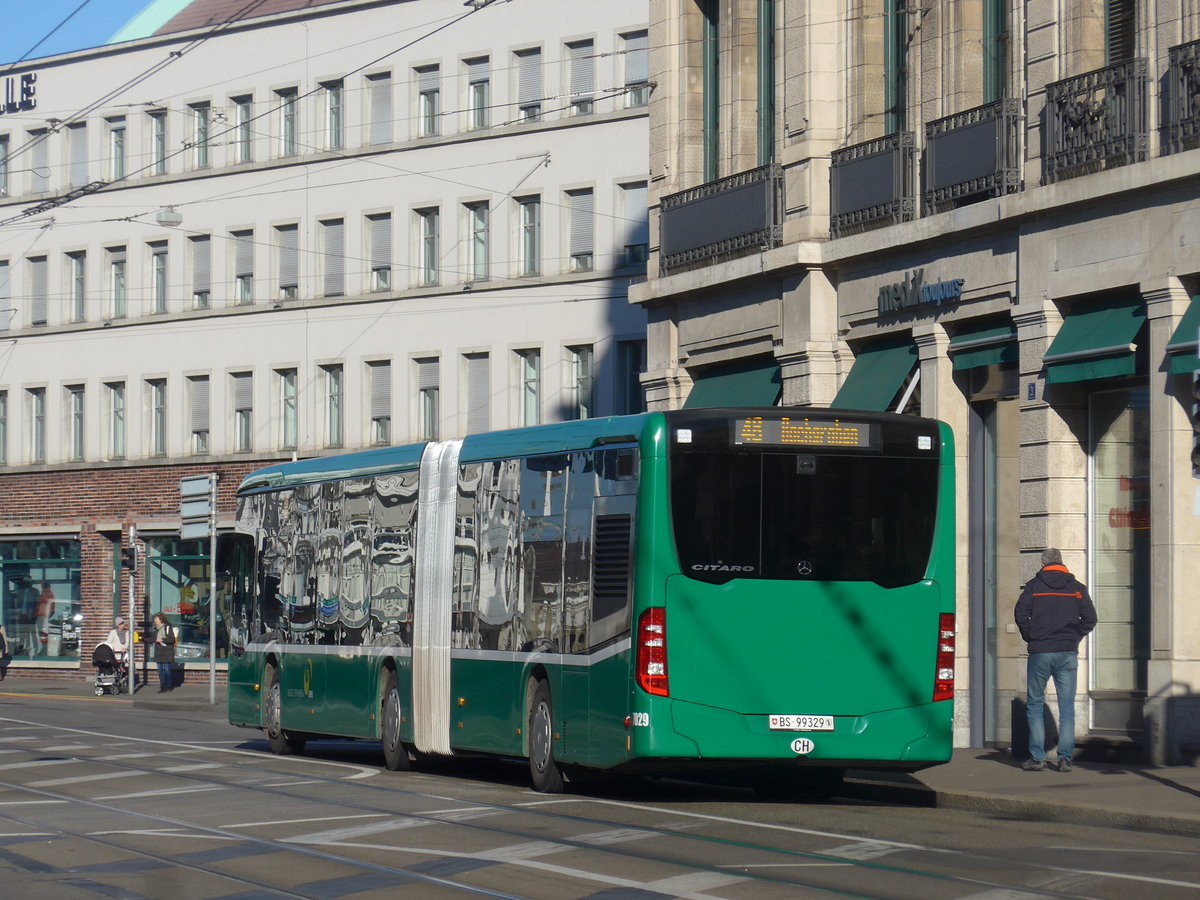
<box><xmin>2</xmin><ymin>717</ymin><xmax>1194</xmax><ymax>898</ymax></box>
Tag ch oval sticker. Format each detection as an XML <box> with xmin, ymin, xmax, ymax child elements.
<box><xmin>790</xmin><ymin>737</ymin><xmax>815</xmax><ymax>755</ymax></box>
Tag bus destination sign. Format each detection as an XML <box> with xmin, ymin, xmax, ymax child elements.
<box><xmin>734</xmin><ymin>416</ymin><xmax>874</xmax><ymax>448</ymax></box>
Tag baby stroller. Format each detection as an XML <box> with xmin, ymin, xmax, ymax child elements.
<box><xmin>92</xmin><ymin>643</ymin><xmax>129</xmax><ymax>696</ymax></box>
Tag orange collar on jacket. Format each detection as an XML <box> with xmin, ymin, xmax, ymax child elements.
<box><xmin>1042</xmin><ymin>564</ymin><xmax>1069</xmax><ymax>574</ymax></box>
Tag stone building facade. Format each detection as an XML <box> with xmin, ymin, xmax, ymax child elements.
<box><xmin>633</xmin><ymin>0</ymin><xmax>1200</xmax><ymax>762</ymax></box>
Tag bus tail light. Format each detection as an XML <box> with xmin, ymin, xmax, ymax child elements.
<box><xmin>635</xmin><ymin>607</ymin><xmax>668</xmax><ymax>697</ymax></box>
<box><xmin>933</xmin><ymin>613</ymin><xmax>955</xmax><ymax>702</ymax></box>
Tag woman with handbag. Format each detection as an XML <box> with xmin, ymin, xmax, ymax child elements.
<box><xmin>151</xmin><ymin>613</ymin><xmax>176</xmax><ymax>692</ymax></box>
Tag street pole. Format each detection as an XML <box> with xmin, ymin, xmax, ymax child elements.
<box><xmin>128</xmin><ymin>524</ymin><xmax>136</xmax><ymax>690</ymax></box>
<box><xmin>209</xmin><ymin>474</ymin><xmax>219</xmax><ymax>706</ymax></box>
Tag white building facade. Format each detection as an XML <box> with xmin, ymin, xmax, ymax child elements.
<box><xmin>0</xmin><ymin>0</ymin><xmax>649</xmax><ymax>680</ymax></box>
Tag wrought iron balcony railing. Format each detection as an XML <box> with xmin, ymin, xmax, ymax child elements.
<box><xmin>1044</xmin><ymin>58</ymin><xmax>1147</xmax><ymax>184</ymax></box>
<box><xmin>1166</xmin><ymin>39</ymin><xmax>1200</xmax><ymax>154</ymax></box>
<box><xmin>923</xmin><ymin>99</ymin><xmax>1021</xmax><ymax>214</ymax></box>
<box><xmin>830</xmin><ymin>132</ymin><xmax>916</xmax><ymax>239</ymax></box>
<box><xmin>658</xmin><ymin>164</ymin><xmax>783</xmax><ymax>276</ymax></box>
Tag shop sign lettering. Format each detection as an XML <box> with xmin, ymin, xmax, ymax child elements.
<box><xmin>877</xmin><ymin>268</ymin><xmax>965</xmax><ymax>314</ymax></box>
<box><xmin>2</xmin><ymin>73</ymin><xmax>37</xmax><ymax>116</ymax></box>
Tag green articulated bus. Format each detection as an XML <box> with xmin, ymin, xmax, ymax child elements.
<box><xmin>226</xmin><ymin>407</ymin><xmax>956</xmax><ymax>794</ymax></box>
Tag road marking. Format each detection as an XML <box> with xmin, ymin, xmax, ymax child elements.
<box><xmin>0</xmin><ymin>800</ymin><xmax>68</xmax><ymax>806</ymax></box>
<box><xmin>28</xmin><ymin>770</ymin><xmax>145</xmax><ymax>788</ymax></box>
<box><xmin>281</xmin><ymin>818</ymin><xmax>427</xmax><ymax>844</ymax></box>
<box><xmin>228</xmin><ymin>813</ymin><xmax>388</xmax><ymax>829</ymax></box>
<box><xmin>574</xmin><ymin>828</ymin><xmax>652</xmax><ymax>846</ymax></box>
<box><xmin>160</xmin><ymin>763</ymin><xmax>224</xmax><ymax>773</ymax></box>
<box><xmin>645</xmin><ymin>872</ymin><xmax>746</xmax><ymax>894</ymax></box>
<box><xmin>94</xmin><ymin>784</ymin><xmax>227</xmax><ymax>801</ymax></box>
<box><xmin>823</xmin><ymin>840</ymin><xmax>909</xmax><ymax>860</ymax></box>
<box><xmin>0</xmin><ymin>759</ymin><xmax>78</xmax><ymax>772</ymax></box>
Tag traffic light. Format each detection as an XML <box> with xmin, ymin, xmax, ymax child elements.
<box><xmin>120</xmin><ymin>545</ymin><xmax>138</xmax><ymax>570</ymax></box>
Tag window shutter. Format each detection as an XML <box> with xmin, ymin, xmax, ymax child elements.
<box><xmin>233</xmin><ymin>372</ymin><xmax>253</xmax><ymax>411</ymax></box>
<box><xmin>191</xmin><ymin>377</ymin><xmax>210</xmax><ymax>431</ymax></box>
<box><xmin>569</xmin><ymin>190</ymin><xmax>594</xmax><ymax>255</ymax></box>
<box><xmin>369</xmin><ymin>214</ymin><xmax>393</xmax><ymax>269</ymax></box>
<box><xmin>192</xmin><ymin>236</ymin><xmax>211</xmax><ymax>294</ymax></box>
<box><xmin>466</xmin><ymin>354</ymin><xmax>490</xmax><ymax>433</ymax></box>
<box><xmin>518</xmin><ymin>49</ymin><xmax>542</xmax><ymax>104</ymax></box>
<box><xmin>370</xmin><ymin>362</ymin><xmax>391</xmax><ymax>419</ymax></box>
<box><xmin>278</xmin><ymin>225</ymin><xmax>298</xmax><ymax>288</ymax></box>
<box><xmin>417</xmin><ymin>65</ymin><xmax>439</xmax><ymax>93</ymax></box>
<box><xmin>108</xmin><ymin>247</ymin><xmax>126</xmax><ymax>265</ymax></box>
<box><xmin>625</xmin><ymin>32</ymin><xmax>649</xmax><ymax>84</ymax></box>
<box><xmin>69</xmin><ymin>123</ymin><xmax>88</xmax><ymax>186</ymax></box>
<box><xmin>417</xmin><ymin>357</ymin><xmax>439</xmax><ymax>389</ymax></box>
<box><xmin>323</xmin><ymin>219</ymin><xmax>344</xmax><ymax>295</ymax></box>
<box><xmin>235</xmin><ymin>231</ymin><xmax>254</xmax><ymax>277</ymax></box>
<box><xmin>30</xmin><ymin>257</ymin><xmax>47</xmax><ymax>325</ymax></box>
<box><xmin>0</xmin><ymin>261</ymin><xmax>9</xmax><ymax>332</ymax></box>
<box><xmin>369</xmin><ymin>73</ymin><xmax>391</xmax><ymax>144</ymax></box>
<box><xmin>623</xmin><ymin>182</ymin><xmax>648</xmax><ymax>245</ymax></box>
<box><xmin>467</xmin><ymin>57</ymin><xmax>489</xmax><ymax>84</ymax></box>
<box><xmin>570</xmin><ymin>41</ymin><xmax>594</xmax><ymax>95</ymax></box>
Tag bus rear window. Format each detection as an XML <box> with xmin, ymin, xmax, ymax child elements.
<box><xmin>670</xmin><ymin>450</ymin><xmax>938</xmax><ymax>587</ymax></box>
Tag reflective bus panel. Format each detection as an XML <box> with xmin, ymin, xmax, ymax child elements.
<box><xmin>228</xmin><ymin>408</ymin><xmax>954</xmax><ymax>795</ymax></box>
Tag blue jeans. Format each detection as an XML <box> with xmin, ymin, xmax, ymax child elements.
<box><xmin>1026</xmin><ymin>651</ymin><xmax>1078</xmax><ymax>762</ymax></box>
<box><xmin>157</xmin><ymin>662</ymin><xmax>173</xmax><ymax>689</ymax></box>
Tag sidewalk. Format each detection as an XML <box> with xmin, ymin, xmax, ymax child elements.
<box><xmin>2</xmin><ymin>675</ymin><xmax>1198</xmax><ymax>837</ymax></box>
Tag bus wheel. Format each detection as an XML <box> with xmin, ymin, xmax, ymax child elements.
<box><xmin>528</xmin><ymin>680</ymin><xmax>564</xmax><ymax>793</ymax></box>
<box><xmin>380</xmin><ymin>669</ymin><xmax>410</xmax><ymax>771</ymax></box>
<box><xmin>264</xmin><ymin>665</ymin><xmax>306</xmax><ymax>756</ymax></box>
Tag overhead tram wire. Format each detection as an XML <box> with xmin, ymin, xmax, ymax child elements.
<box><xmin>0</xmin><ymin>0</ymin><xmax>510</xmax><ymax>230</ymax></box>
<box><xmin>0</xmin><ymin>0</ymin><xmax>95</xmax><ymax>76</ymax></box>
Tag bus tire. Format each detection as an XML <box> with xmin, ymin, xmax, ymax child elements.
<box><xmin>264</xmin><ymin>665</ymin><xmax>306</xmax><ymax>756</ymax></box>
<box><xmin>380</xmin><ymin>669</ymin><xmax>410</xmax><ymax>771</ymax></box>
<box><xmin>528</xmin><ymin>679</ymin><xmax>564</xmax><ymax>793</ymax></box>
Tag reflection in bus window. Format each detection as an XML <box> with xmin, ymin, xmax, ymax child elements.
<box><xmin>370</xmin><ymin>471</ymin><xmax>417</xmax><ymax>646</ymax></box>
<box><xmin>520</xmin><ymin>456</ymin><xmax>566</xmax><ymax>651</ymax></box>
<box><xmin>477</xmin><ymin>459</ymin><xmax>521</xmax><ymax>650</ymax></box>
<box><xmin>453</xmin><ymin>464</ymin><xmax>480</xmax><ymax>649</ymax></box>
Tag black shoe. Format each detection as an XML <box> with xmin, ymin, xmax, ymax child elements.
<box><xmin>158</xmin><ymin>686</ymin><xmax>168</xmax><ymax>692</ymax></box>
<box><xmin>1058</xmin><ymin>758</ymin><xmax>1072</xmax><ymax>772</ymax></box>
<box><xmin>1021</xmin><ymin>758</ymin><xmax>1046</xmax><ymax>771</ymax></box>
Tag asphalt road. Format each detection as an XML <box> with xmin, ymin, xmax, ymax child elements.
<box><xmin>1</xmin><ymin>695</ymin><xmax>1198</xmax><ymax>899</ymax></box>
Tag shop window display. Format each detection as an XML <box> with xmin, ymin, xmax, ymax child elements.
<box><xmin>0</xmin><ymin>540</ymin><xmax>82</xmax><ymax>660</ymax></box>
<box><xmin>146</xmin><ymin>538</ymin><xmax>229</xmax><ymax>663</ymax></box>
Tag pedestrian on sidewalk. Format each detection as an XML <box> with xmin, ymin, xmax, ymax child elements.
<box><xmin>151</xmin><ymin>612</ymin><xmax>176</xmax><ymax>692</ymax></box>
<box><xmin>1015</xmin><ymin>548</ymin><xmax>1097</xmax><ymax>773</ymax></box>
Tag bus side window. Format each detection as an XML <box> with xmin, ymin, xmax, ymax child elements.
<box><xmin>453</xmin><ymin>464</ymin><xmax>481</xmax><ymax>650</ymax></box>
<box><xmin>597</xmin><ymin>448</ymin><xmax>638</xmax><ymax>496</ymax></box>
<box><xmin>220</xmin><ymin>524</ymin><xmax>255</xmax><ymax>657</ymax></box>
<box><xmin>564</xmin><ymin>452</ymin><xmax>594</xmax><ymax>654</ymax></box>
<box><xmin>519</xmin><ymin>456</ymin><xmax>566</xmax><ymax>652</ymax></box>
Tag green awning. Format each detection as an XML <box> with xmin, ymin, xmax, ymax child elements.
<box><xmin>1043</xmin><ymin>296</ymin><xmax>1146</xmax><ymax>385</ymax></box>
<box><xmin>683</xmin><ymin>356</ymin><xmax>782</xmax><ymax>408</ymax></box>
<box><xmin>949</xmin><ymin>321</ymin><xmax>1017</xmax><ymax>371</ymax></box>
<box><xmin>1166</xmin><ymin>294</ymin><xmax>1200</xmax><ymax>376</ymax></box>
<box><xmin>832</xmin><ymin>340</ymin><xmax>917</xmax><ymax>411</ymax></box>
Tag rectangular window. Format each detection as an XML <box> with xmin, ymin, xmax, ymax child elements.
<box><xmin>150</xmin><ymin>242</ymin><xmax>168</xmax><ymax>314</ymax></box>
<box><xmin>885</xmin><ymin>0</ymin><xmax>908</xmax><ymax>134</ymax></box>
<box><xmin>623</xmin><ymin>30</ymin><xmax>649</xmax><ymax>107</ymax></box>
<box><xmin>568</xmin><ymin>344</ymin><xmax>594</xmax><ymax>419</ymax></box>
<box><xmin>567</xmin><ymin>188</ymin><xmax>594</xmax><ymax>272</ymax></box>
<box><xmin>322</xmin><ymin>219</ymin><xmax>345</xmax><ymax>297</ymax></box>
<box><xmin>108</xmin><ymin>117</ymin><xmax>125</xmax><ymax>180</ymax></box>
<box><xmin>67</xmin><ymin>385</ymin><xmax>85</xmax><ymax>461</ymax></box>
<box><xmin>29</xmin><ymin>256</ymin><xmax>48</xmax><ymax>326</ymax></box>
<box><xmin>367</xmin><ymin>72</ymin><xmax>392</xmax><ymax>144</ymax></box>
<box><xmin>323</xmin><ymin>364</ymin><xmax>343</xmax><ymax>447</ymax></box>
<box><xmin>277</xmin><ymin>88</ymin><xmax>298</xmax><ymax>156</ymax></box>
<box><xmin>516</xmin><ymin>48</ymin><xmax>543</xmax><ymax>121</ymax></box>
<box><xmin>278</xmin><ymin>368</ymin><xmax>297</xmax><ymax>450</ymax></box>
<box><xmin>107</xmin><ymin>381</ymin><xmax>125</xmax><ymax>458</ymax></box>
<box><xmin>465</xmin><ymin>353</ymin><xmax>490</xmax><ymax>434</ymax></box>
<box><xmin>568</xmin><ymin>40</ymin><xmax>594</xmax><ymax>115</ymax></box>
<box><xmin>0</xmin><ymin>134</ymin><xmax>8</xmax><ymax>196</ymax></box>
<box><xmin>465</xmin><ymin>56</ymin><xmax>489</xmax><ymax>129</ymax></box>
<box><xmin>108</xmin><ymin>247</ymin><xmax>127</xmax><ymax>318</ymax></box>
<box><xmin>149</xmin><ymin>378</ymin><xmax>167</xmax><ymax>456</ymax></box>
<box><xmin>618</xmin><ymin>339</ymin><xmax>647</xmax><ymax>414</ymax></box>
<box><xmin>367</xmin><ymin>213</ymin><xmax>391</xmax><ymax>291</ymax></box>
<box><xmin>276</xmin><ymin>224</ymin><xmax>299</xmax><ymax>300</ymax></box>
<box><xmin>30</xmin><ymin>129</ymin><xmax>49</xmax><ymax>193</ymax></box>
<box><xmin>189</xmin><ymin>375</ymin><xmax>210</xmax><ymax>454</ymax></box>
<box><xmin>517</xmin><ymin>195</ymin><xmax>540</xmax><ymax>276</ymax></box>
<box><xmin>150</xmin><ymin>110</ymin><xmax>167</xmax><ymax>175</ymax></box>
<box><xmin>416</xmin><ymin>65</ymin><xmax>440</xmax><ymax>137</ymax></box>
<box><xmin>68</xmin><ymin>251</ymin><xmax>86</xmax><ymax>322</ymax></box>
<box><xmin>517</xmin><ymin>349</ymin><xmax>541</xmax><ymax>426</ymax></box>
<box><xmin>620</xmin><ymin>181</ymin><xmax>649</xmax><ymax>265</ymax></box>
<box><xmin>233</xmin><ymin>229</ymin><xmax>254</xmax><ymax>304</ymax></box>
<box><xmin>0</xmin><ymin>390</ymin><xmax>6</xmax><ymax>464</ymax></box>
<box><xmin>0</xmin><ymin>260</ymin><xmax>7</xmax><ymax>333</ymax></box>
<box><xmin>68</xmin><ymin>123</ymin><xmax>87</xmax><ymax>187</ymax></box>
<box><xmin>28</xmin><ymin>387</ymin><xmax>45</xmax><ymax>463</ymax></box>
<box><xmin>982</xmin><ymin>0</ymin><xmax>1008</xmax><ymax>104</ymax></box>
<box><xmin>190</xmin><ymin>235</ymin><xmax>211</xmax><ymax>308</ymax></box>
<box><xmin>233</xmin><ymin>95</ymin><xmax>253</xmax><ymax>163</ymax></box>
<box><xmin>417</xmin><ymin>207</ymin><xmax>439</xmax><ymax>286</ymax></box>
<box><xmin>415</xmin><ymin>357</ymin><xmax>439</xmax><ymax>441</ymax></box>
<box><xmin>191</xmin><ymin>103</ymin><xmax>211</xmax><ymax>168</ymax></box>
<box><xmin>1106</xmin><ymin>0</ymin><xmax>1136</xmax><ymax>65</ymax></box>
<box><xmin>232</xmin><ymin>372</ymin><xmax>253</xmax><ymax>452</ymax></box>
<box><xmin>368</xmin><ymin>361</ymin><xmax>391</xmax><ymax>444</ymax></box>
<box><xmin>323</xmin><ymin>81</ymin><xmax>343</xmax><ymax>150</ymax></box>
<box><xmin>701</xmin><ymin>0</ymin><xmax>719</xmax><ymax>182</ymax></box>
<box><xmin>466</xmin><ymin>201</ymin><xmax>489</xmax><ymax>282</ymax></box>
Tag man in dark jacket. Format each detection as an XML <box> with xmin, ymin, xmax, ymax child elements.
<box><xmin>1014</xmin><ymin>548</ymin><xmax>1097</xmax><ymax>772</ymax></box>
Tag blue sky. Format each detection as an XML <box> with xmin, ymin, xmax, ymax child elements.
<box><xmin>0</xmin><ymin>1</ymin><xmax>152</xmax><ymax>66</ymax></box>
